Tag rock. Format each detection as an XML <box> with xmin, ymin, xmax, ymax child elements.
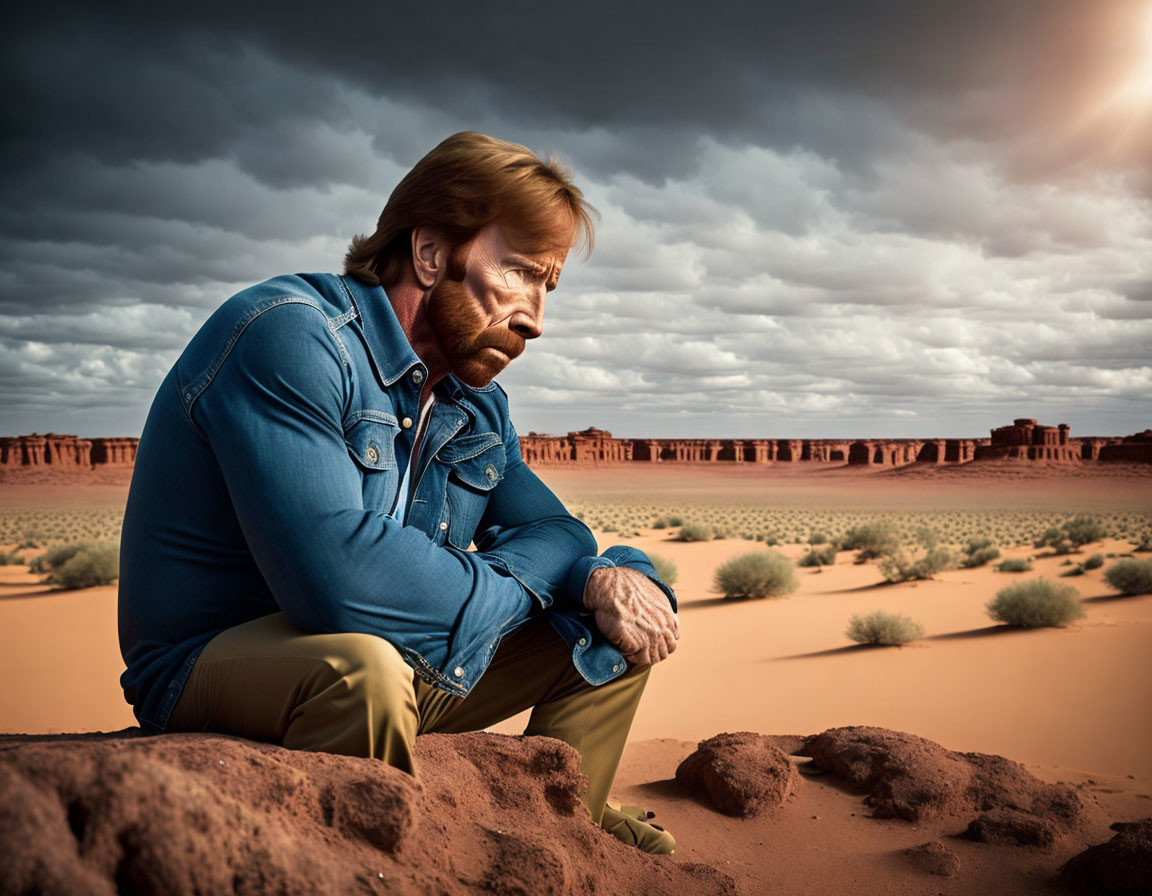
<box><xmin>675</xmin><ymin>731</ymin><xmax>797</xmax><ymax>817</ymax></box>
<box><xmin>1060</xmin><ymin>818</ymin><xmax>1152</xmax><ymax>896</ymax></box>
<box><xmin>965</xmin><ymin>807</ymin><xmax>1058</xmax><ymax>847</ymax></box>
<box><xmin>0</xmin><ymin>729</ymin><xmax>736</xmax><ymax>896</ymax></box>
<box><xmin>903</xmin><ymin>840</ymin><xmax>960</xmax><ymax>877</ymax></box>
<box><xmin>798</xmin><ymin>726</ymin><xmax>1087</xmax><ymax>834</ymax></box>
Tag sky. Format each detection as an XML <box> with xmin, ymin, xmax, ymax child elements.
<box><xmin>2</xmin><ymin>1</ymin><xmax>1151</xmax><ymax>440</ymax></box>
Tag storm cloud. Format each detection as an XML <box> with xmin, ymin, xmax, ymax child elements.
<box><xmin>2</xmin><ymin>0</ymin><xmax>1150</xmax><ymax>437</ymax></box>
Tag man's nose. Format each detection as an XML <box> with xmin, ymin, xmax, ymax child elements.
<box><xmin>508</xmin><ymin>293</ymin><xmax>544</xmax><ymax>339</ymax></box>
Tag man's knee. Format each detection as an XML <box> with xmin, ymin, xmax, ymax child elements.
<box><xmin>311</xmin><ymin>631</ymin><xmax>417</xmax><ymax>714</ymax></box>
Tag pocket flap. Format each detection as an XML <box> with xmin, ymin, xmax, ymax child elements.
<box><xmin>440</xmin><ymin>435</ymin><xmax>505</xmax><ymax>490</ymax></box>
<box><xmin>344</xmin><ymin>416</ymin><xmax>398</xmax><ymax>471</ymax></box>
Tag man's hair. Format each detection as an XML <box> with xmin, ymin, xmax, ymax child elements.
<box><xmin>344</xmin><ymin>132</ymin><xmax>596</xmax><ymax>288</ymax></box>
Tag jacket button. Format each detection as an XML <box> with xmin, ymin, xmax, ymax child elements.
<box><xmin>439</xmin><ymin>521</ymin><xmax>448</xmax><ymax>531</ymax></box>
<box><xmin>577</xmin><ymin>637</ymin><xmax>587</xmax><ymax>647</ymax></box>
<box><xmin>401</xmin><ymin>416</ymin><xmax>413</xmax><ymax>429</ymax></box>
<box><xmin>484</xmin><ymin>464</ymin><xmax>498</xmax><ymax>482</ymax></box>
<box><xmin>411</xmin><ymin>368</ymin><xmax>425</xmax><ymax>384</ymax></box>
<box><xmin>365</xmin><ymin>445</ymin><xmax>379</xmax><ymax>463</ymax></box>
<box><xmin>453</xmin><ymin>666</ymin><xmax>465</xmax><ymax>678</ymax></box>
<box><xmin>612</xmin><ymin>663</ymin><xmax>622</xmax><ymax>673</ymax></box>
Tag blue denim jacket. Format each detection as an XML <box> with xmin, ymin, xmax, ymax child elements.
<box><xmin>118</xmin><ymin>273</ymin><xmax>676</xmax><ymax>731</ymax></box>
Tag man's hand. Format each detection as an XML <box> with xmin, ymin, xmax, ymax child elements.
<box><xmin>583</xmin><ymin>565</ymin><xmax>679</xmax><ymax>667</ymax></box>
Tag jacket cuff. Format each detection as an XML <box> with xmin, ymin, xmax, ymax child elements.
<box><xmin>566</xmin><ymin>545</ymin><xmax>678</xmax><ymax>612</ymax></box>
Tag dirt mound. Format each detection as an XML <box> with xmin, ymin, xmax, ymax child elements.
<box><xmin>1060</xmin><ymin>818</ymin><xmax>1152</xmax><ymax>896</ymax></box>
<box><xmin>902</xmin><ymin>841</ymin><xmax>960</xmax><ymax>877</ymax></box>
<box><xmin>799</xmin><ymin>726</ymin><xmax>1090</xmax><ymax>835</ymax></box>
<box><xmin>674</xmin><ymin>732</ymin><xmax>796</xmax><ymax>817</ymax></box>
<box><xmin>0</xmin><ymin>729</ymin><xmax>735</xmax><ymax>896</ymax></box>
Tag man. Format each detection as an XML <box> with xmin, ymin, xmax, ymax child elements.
<box><xmin>118</xmin><ymin>132</ymin><xmax>679</xmax><ymax>853</ymax></box>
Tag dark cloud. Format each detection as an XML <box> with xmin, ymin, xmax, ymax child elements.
<box><xmin>1</xmin><ymin>1</ymin><xmax>1149</xmax><ymax>437</ymax></box>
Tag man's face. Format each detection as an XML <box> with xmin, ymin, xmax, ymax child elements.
<box><xmin>426</xmin><ymin>220</ymin><xmax>567</xmax><ymax>388</ymax></box>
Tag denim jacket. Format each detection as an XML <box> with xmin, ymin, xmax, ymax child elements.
<box><xmin>118</xmin><ymin>273</ymin><xmax>676</xmax><ymax>731</ymax></box>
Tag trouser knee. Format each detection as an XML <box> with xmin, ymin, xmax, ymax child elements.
<box><xmin>323</xmin><ymin>633</ymin><xmax>418</xmax><ymax>717</ymax></box>
<box><xmin>287</xmin><ymin>633</ymin><xmax>419</xmax><ymax>767</ymax></box>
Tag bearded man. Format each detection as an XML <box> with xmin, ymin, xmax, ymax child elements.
<box><xmin>118</xmin><ymin>132</ymin><xmax>679</xmax><ymax>852</ymax></box>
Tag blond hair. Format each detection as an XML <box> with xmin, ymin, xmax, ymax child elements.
<box><xmin>344</xmin><ymin>132</ymin><xmax>596</xmax><ymax>288</ymax></box>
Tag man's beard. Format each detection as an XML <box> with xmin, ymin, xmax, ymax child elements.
<box><xmin>426</xmin><ymin>273</ymin><xmax>525</xmax><ymax>388</ymax></box>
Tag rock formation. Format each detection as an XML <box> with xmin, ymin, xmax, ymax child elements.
<box><xmin>799</xmin><ymin>726</ymin><xmax>1090</xmax><ymax>838</ymax></box>
<box><xmin>1</xmin><ymin>419</ymin><xmax>1147</xmax><ymax>473</ymax></box>
<box><xmin>974</xmin><ymin>418</ymin><xmax>1079</xmax><ymax>462</ymax></box>
<box><xmin>1</xmin><ymin>434</ymin><xmax>93</xmax><ymax>469</ymax></box>
<box><xmin>520</xmin><ymin>419</ymin><xmax>1149</xmax><ymax>468</ymax></box>
<box><xmin>674</xmin><ymin>731</ymin><xmax>797</xmax><ymax>817</ymax></box>
<box><xmin>0</xmin><ymin>434</ymin><xmax>135</xmax><ymax>472</ymax></box>
<box><xmin>0</xmin><ymin>730</ymin><xmax>735</xmax><ymax>896</ymax></box>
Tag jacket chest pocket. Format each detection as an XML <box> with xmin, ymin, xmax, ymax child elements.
<box><xmin>344</xmin><ymin>414</ymin><xmax>400</xmax><ymax>513</ymax></box>
<box><xmin>439</xmin><ymin>435</ymin><xmax>505</xmax><ymax>549</ymax></box>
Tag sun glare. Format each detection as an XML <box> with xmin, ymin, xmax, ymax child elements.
<box><xmin>1142</xmin><ymin>5</ymin><xmax>1152</xmax><ymax>95</ymax></box>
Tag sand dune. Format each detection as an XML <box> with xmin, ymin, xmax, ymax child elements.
<box><xmin>1</xmin><ymin>467</ymin><xmax>1150</xmax><ymax>893</ymax></box>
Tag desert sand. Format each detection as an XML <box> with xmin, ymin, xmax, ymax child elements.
<box><xmin>2</xmin><ymin>465</ymin><xmax>1151</xmax><ymax>894</ymax></box>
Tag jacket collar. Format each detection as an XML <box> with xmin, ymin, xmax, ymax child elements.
<box><xmin>338</xmin><ymin>274</ymin><xmax>497</xmax><ymax>414</ymax></box>
<box><xmin>338</xmin><ymin>275</ymin><xmax>425</xmax><ymax>388</ymax></box>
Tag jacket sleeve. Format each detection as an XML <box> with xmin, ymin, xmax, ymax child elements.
<box><xmin>188</xmin><ymin>302</ymin><xmax>535</xmax><ymax>671</ymax></box>
<box><xmin>470</xmin><ymin>411</ymin><xmax>599</xmax><ymax>610</ymax></box>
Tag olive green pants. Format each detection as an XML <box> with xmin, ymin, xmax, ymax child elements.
<box><xmin>167</xmin><ymin>613</ymin><xmax>650</xmax><ymax>824</ymax></box>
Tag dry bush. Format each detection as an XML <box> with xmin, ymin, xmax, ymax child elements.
<box><xmin>798</xmin><ymin>545</ymin><xmax>836</xmax><ymax>567</ymax></box>
<box><xmin>713</xmin><ymin>551</ymin><xmax>797</xmax><ymax>599</ymax></box>
<box><xmin>995</xmin><ymin>558</ymin><xmax>1032</xmax><ymax>573</ymax></box>
<box><xmin>986</xmin><ymin>579</ymin><xmax>1085</xmax><ymax>628</ymax></box>
<box><xmin>1103</xmin><ymin>558</ymin><xmax>1152</xmax><ymax>595</ymax></box>
<box><xmin>36</xmin><ymin>540</ymin><xmax>119</xmax><ymax>589</ymax></box>
<box><xmin>846</xmin><ymin>611</ymin><xmax>924</xmax><ymax>646</ymax></box>
<box><xmin>676</xmin><ymin>522</ymin><xmax>713</xmax><ymax>542</ymax></box>
<box><xmin>878</xmin><ymin>546</ymin><xmax>953</xmax><ymax>583</ymax></box>
<box><xmin>647</xmin><ymin>553</ymin><xmax>678</xmax><ymax>587</ymax></box>
<box><xmin>841</xmin><ymin>522</ymin><xmax>900</xmax><ymax>562</ymax></box>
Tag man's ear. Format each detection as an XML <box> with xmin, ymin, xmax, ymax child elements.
<box><xmin>411</xmin><ymin>225</ymin><xmax>448</xmax><ymax>289</ymax></box>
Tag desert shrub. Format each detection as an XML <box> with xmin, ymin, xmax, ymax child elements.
<box><xmin>1062</xmin><ymin>515</ymin><xmax>1107</xmax><ymax>547</ymax></box>
<box><xmin>986</xmin><ymin>579</ymin><xmax>1085</xmax><ymax>628</ymax></box>
<box><xmin>878</xmin><ymin>546</ymin><xmax>953</xmax><ymax>583</ymax></box>
<box><xmin>762</xmin><ymin>532</ymin><xmax>780</xmax><ymax>546</ymax></box>
<box><xmin>1103</xmin><ymin>558</ymin><xmax>1152</xmax><ymax>595</ymax></box>
<box><xmin>0</xmin><ymin>549</ymin><xmax>24</xmax><ymax>566</ymax></box>
<box><xmin>36</xmin><ymin>541</ymin><xmax>119</xmax><ymax>589</ymax></box>
<box><xmin>1035</xmin><ymin>516</ymin><xmax>1105</xmax><ymax>554</ymax></box>
<box><xmin>966</xmin><ymin>536</ymin><xmax>994</xmax><ymax>554</ymax></box>
<box><xmin>808</xmin><ymin>531</ymin><xmax>829</xmax><ymax>545</ymax></box>
<box><xmin>713</xmin><ymin>550</ymin><xmax>798</xmax><ymax>599</ymax></box>
<box><xmin>647</xmin><ymin>553</ymin><xmax>678</xmax><ymax>587</ymax></box>
<box><xmin>798</xmin><ymin>545</ymin><xmax>837</xmax><ymax>567</ymax></box>
<box><xmin>676</xmin><ymin>522</ymin><xmax>713</xmax><ymax>542</ymax></box>
<box><xmin>845</xmin><ymin>611</ymin><xmax>925</xmax><ymax>646</ymax></box>
<box><xmin>841</xmin><ymin>522</ymin><xmax>900</xmax><ymax>562</ymax></box>
<box><xmin>666</xmin><ymin>516</ymin><xmax>683</xmax><ymax>528</ymax></box>
<box><xmin>962</xmin><ymin>545</ymin><xmax>1001</xmax><ymax>568</ymax></box>
<box><xmin>1082</xmin><ymin>553</ymin><xmax>1104</xmax><ymax>571</ymax></box>
<box><xmin>1059</xmin><ymin>565</ymin><xmax>1084</xmax><ymax>577</ymax></box>
<box><xmin>996</xmin><ymin>558</ymin><xmax>1032</xmax><ymax>573</ymax></box>
<box><xmin>652</xmin><ymin>517</ymin><xmax>669</xmax><ymax>529</ymax></box>
<box><xmin>1133</xmin><ymin>535</ymin><xmax>1152</xmax><ymax>553</ymax></box>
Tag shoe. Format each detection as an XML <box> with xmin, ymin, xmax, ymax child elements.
<box><xmin>601</xmin><ymin>802</ymin><xmax>677</xmax><ymax>854</ymax></box>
